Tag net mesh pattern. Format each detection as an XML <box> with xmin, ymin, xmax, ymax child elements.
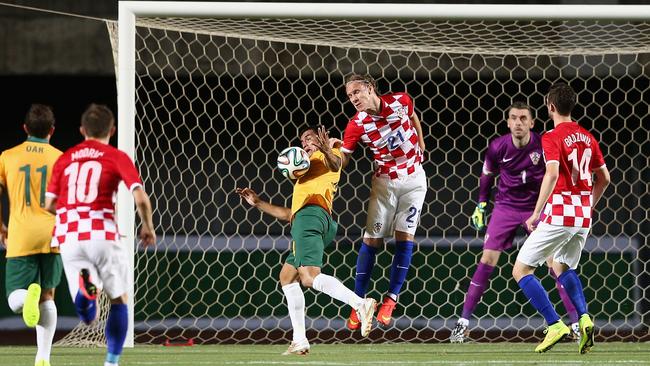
<box><xmin>69</xmin><ymin>16</ymin><xmax>649</xmax><ymax>345</ymax></box>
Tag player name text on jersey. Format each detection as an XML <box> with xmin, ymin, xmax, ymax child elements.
<box><xmin>71</xmin><ymin>148</ymin><xmax>105</xmax><ymax>161</ymax></box>
<box><xmin>563</xmin><ymin>132</ymin><xmax>591</xmax><ymax>148</ymax></box>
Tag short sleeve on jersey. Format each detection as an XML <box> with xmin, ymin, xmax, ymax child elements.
<box><xmin>590</xmin><ymin>140</ymin><xmax>606</xmax><ymax>170</ymax></box>
<box><xmin>398</xmin><ymin>93</ymin><xmax>414</xmax><ymax>117</ymax></box>
<box><xmin>341</xmin><ymin>120</ymin><xmax>364</xmax><ymax>154</ymax></box>
<box><xmin>46</xmin><ymin>155</ymin><xmax>64</xmax><ymax>198</ymax></box>
<box><xmin>117</xmin><ymin>151</ymin><xmax>143</xmax><ymax>191</ymax></box>
<box><xmin>541</xmin><ymin>133</ymin><xmax>560</xmax><ymax>163</ymax></box>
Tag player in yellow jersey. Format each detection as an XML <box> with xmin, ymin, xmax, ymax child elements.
<box><xmin>0</xmin><ymin>104</ymin><xmax>63</xmax><ymax>366</ymax></box>
<box><xmin>236</xmin><ymin>125</ymin><xmax>377</xmax><ymax>355</ymax></box>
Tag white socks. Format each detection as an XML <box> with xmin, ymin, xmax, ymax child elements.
<box><xmin>8</xmin><ymin>289</ymin><xmax>27</xmax><ymax>313</ymax></box>
<box><xmin>8</xmin><ymin>291</ymin><xmax>56</xmax><ymax>363</ymax></box>
<box><xmin>281</xmin><ymin>283</ymin><xmax>306</xmax><ymax>343</ymax></box>
<box><xmin>36</xmin><ymin>300</ymin><xmax>57</xmax><ymax>363</ymax></box>
<box><xmin>312</xmin><ymin>274</ymin><xmax>364</xmax><ymax>310</ymax></box>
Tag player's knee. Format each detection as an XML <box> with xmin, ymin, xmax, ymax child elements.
<box><xmin>480</xmin><ymin>251</ymin><xmax>500</xmax><ymax>267</ymax></box>
<box><xmin>511</xmin><ymin>262</ymin><xmax>531</xmax><ymax>281</ymax></box>
<box><xmin>41</xmin><ymin>288</ymin><xmax>56</xmax><ymax>302</ymax></box>
<box><xmin>394</xmin><ymin>231</ymin><xmax>414</xmax><ymax>242</ymax></box>
<box><xmin>364</xmin><ymin>237</ymin><xmax>383</xmax><ymax>247</ymax></box>
<box><xmin>299</xmin><ymin>275</ymin><xmax>314</xmax><ymax>288</ymax></box>
<box><xmin>111</xmin><ymin>293</ymin><xmax>128</xmax><ymax>304</ymax></box>
<box><xmin>279</xmin><ymin>264</ymin><xmax>299</xmax><ymax>285</ymax></box>
<box><xmin>8</xmin><ymin>289</ymin><xmax>27</xmax><ymax>313</ymax></box>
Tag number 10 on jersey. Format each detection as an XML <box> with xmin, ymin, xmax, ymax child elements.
<box><xmin>64</xmin><ymin>161</ymin><xmax>103</xmax><ymax>204</ymax></box>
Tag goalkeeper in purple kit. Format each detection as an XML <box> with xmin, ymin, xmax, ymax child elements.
<box><xmin>450</xmin><ymin>102</ymin><xmax>580</xmax><ymax>343</ymax></box>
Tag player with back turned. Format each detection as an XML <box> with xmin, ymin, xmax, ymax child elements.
<box><xmin>45</xmin><ymin>104</ymin><xmax>156</xmax><ymax>366</ymax></box>
<box><xmin>0</xmin><ymin>104</ymin><xmax>62</xmax><ymax>366</ymax></box>
<box><xmin>512</xmin><ymin>82</ymin><xmax>610</xmax><ymax>354</ymax></box>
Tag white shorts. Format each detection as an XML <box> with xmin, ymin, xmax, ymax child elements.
<box><xmin>59</xmin><ymin>239</ymin><xmax>128</xmax><ymax>300</ymax></box>
<box><xmin>364</xmin><ymin>165</ymin><xmax>427</xmax><ymax>239</ymax></box>
<box><xmin>516</xmin><ymin>222</ymin><xmax>589</xmax><ymax>269</ymax></box>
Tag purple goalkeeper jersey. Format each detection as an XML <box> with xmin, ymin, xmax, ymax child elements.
<box><xmin>479</xmin><ymin>132</ymin><xmax>545</xmax><ymax>210</ymax></box>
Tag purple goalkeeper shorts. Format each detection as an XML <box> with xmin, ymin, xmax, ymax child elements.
<box><xmin>484</xmin><ymin>204</ymin><xmax>534</xmax><ymax>251</ymax></box>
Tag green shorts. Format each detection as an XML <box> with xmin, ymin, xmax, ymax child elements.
<box><xmin>285</xmin><ymin>205</ymin><xmax>338</xmax><ymax>268</ymax></box>
<box><xmin>5</xmin><ymin>253</ymin><xmax>63</xmax><ymax>297</ymax></box>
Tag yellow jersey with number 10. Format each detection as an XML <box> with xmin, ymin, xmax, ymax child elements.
<box><xmin>0</xmin><ymin>137</ymin><xmax>62</xmax><ymax>257</ymax></box>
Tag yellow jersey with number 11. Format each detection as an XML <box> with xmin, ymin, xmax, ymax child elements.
<box><xmin>0</xmin><ymin>137</ymin><xmax>62</xmax><ymax>257</ymax></box>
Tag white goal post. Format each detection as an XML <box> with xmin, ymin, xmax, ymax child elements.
<box><xmin>99</xmin><ymin>1</ymin><xmax>650</xmax><ymax>347</ymax></box>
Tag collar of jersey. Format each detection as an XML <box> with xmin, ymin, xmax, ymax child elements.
<box><xmin>26</xmin><ymin>136</ymin><xmax>49</xmax><ymax>144</ymax></box>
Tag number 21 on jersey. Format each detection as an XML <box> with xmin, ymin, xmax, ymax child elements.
<box><xmin>568</xmin><ymin>148</ymin><xmax>592</xmax><ymax>186</ymax></box>
<box><xmin>64</xmin><ymin>161</ymin><xmax>103</xmax><ymax>204</ymax></box>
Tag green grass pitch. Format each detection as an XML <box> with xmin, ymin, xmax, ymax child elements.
<box><xmin>1</xmin><ymin>343</ymin><xmax>649</xmax><ymax>365</ymax></box>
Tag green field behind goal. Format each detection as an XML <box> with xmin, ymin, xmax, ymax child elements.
<box><xmin>1</xmin><ymin>343</ymin><xmax>649</xmax><ymax>365</ymax></box>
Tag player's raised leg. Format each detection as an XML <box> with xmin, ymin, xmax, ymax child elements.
<box><xmin>292</xmin><ymin>207</ymin><xmax>377</xmax><ymax>337</ymax></box>
<box><xmin>303</xmin><ymin>268</ymin><xmax>376</xmax><ymax>337</ymax></box>
<box><xmin>33</xmin><ymin>254</ymin><xmax>63</xmax><ymax>366</ymax></box>
<box><xmin>59</xmin><ymin>243</ymin><xmax>99</xmax><ymax>325</ymax></box>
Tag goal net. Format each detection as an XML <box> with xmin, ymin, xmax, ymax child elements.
<box><xmin>103</xmin><ymin>2</ymin><xmax>650</xmax><ymax>345</ymax></box>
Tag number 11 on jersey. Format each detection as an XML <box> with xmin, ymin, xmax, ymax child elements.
<box><xmin>19</xmin><ymin>164</ymin><xmax>47</xmax><ymax>207</ymax></box>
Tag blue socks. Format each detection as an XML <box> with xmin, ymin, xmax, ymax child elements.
<box><xmin>388</xmin><ymin>241</ymin><xmax>414</xmax><ymax>296</ymax></box>
<box><xmin>74</xmin><ymin>290</ymin><xmax>97</xmax><ymax>325</ymax></box>
<box><xmin>354</xmin><ymin>243</ymin><xmax>377</xmax><ymax>297</ymax></box>
<box><xmin>518</xmin><ymin>274</ymin><xmax>560</xmax><ymax>325</ymax></box>
<box><xmin>558</xmin><ymin>269</ymin><xmax>588</xmax><ymax>316</ymax></box>
<box><xmin>106</xmin><ymin>303</ymin><xmax>128</xmax><ymax>365</ymax></box>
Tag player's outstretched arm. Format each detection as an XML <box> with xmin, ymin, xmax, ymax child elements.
<box><xmin>133</xmin><ymin>188</ymin><xmax>156</xmax><ymax>247</ymax></box>
<box><xmin>235</xmin><ymin>187</ymin><xmax>291</xmax><ymax>222</ymax></box>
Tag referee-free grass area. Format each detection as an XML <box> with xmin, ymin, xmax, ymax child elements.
<box><xmin>1</xmin><ymin>343</ymin><xmax>649</xmax><ymax>365</ymax></box>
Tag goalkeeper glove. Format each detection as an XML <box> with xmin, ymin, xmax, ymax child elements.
<box><xmin>470</xmin><ymin>202</ymin><xmax>487</xmax><ymax>231</ymax></box>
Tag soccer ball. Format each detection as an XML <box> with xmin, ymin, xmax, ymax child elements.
<box><xmin>277</xmin><ymin>146</ymin><xmax>310</xmax><ymax>180</ymax></box>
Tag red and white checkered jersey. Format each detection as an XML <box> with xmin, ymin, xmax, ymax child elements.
<box><xmin>46</xmin><ymin>140</ymin><xmax>143</xmax><ymax>246</ymax></box>
<box><xmin>540</xmin><ymin>121</ymin><xmax>606</xmax><ymax>228</ymax></box>
<box><xmin>341</xmin><ymin>92</ymin><xmax>423</xmax><ymax>179</ymax></box>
